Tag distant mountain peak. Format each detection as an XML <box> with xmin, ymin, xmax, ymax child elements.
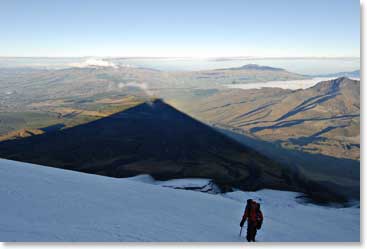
<box><xmin>220</xmin><ymin>64</ymin><xmax>285</xmax><ymax>71</ymax></box>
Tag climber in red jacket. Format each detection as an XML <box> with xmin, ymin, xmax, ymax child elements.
<box><xmin>240</xmin><ymin>199</ymin><xmax>263</xmax><ymax>242</ymax></box>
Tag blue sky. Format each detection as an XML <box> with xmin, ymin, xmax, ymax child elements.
<box><xmin>0</xmin><ymin>0</ymin><xmax>360</xmax><ymax>57</ymax></box>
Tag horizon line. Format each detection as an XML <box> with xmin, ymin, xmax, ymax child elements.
<box><xmin>0</xmin><ymin>56</ymin><xmax>361</xmax><ymax>60</ymax></box>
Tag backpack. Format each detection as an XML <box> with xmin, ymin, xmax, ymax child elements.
<box><xmin>256</xmin><ymin>209</ymin><xmax>263</xmax><ymax>230</ymax></box>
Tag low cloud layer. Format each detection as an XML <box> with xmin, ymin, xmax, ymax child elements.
<box><xmin>70</xmin><ymin>58</ymin><xmax>117</xmax><ymax>68</ymax></box>
<box><xmin>225</xmin><ymin>77</ymin><xmax>355</xmax><ymax>90</ymax></box>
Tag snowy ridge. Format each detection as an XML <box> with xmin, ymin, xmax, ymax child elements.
<box><xmin>0</xmin><ymin>159</ymin><xmax>359</xmax><ymax>242</ymax></box>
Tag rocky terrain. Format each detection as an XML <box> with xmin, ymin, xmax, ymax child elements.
<box><xmin>175</xmin><ymin>77</ymin><xmax>360</xmax><ymax>161</ymax></box>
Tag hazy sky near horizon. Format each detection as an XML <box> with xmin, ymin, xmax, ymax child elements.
<box><xmin>0</xmin><ymin>0</ymin><xmax>360</xmax><ymax>57</ymax></box>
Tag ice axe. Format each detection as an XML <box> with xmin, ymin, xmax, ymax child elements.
<box><xmin>239</xmin><ymin>226</ymin><xmax>243</xmax><ymax>237</ymax></box>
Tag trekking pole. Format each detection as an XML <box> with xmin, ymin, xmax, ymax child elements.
<box><xmin>239</xmin><ymin>226</ymin><xmax>243</xmax><ymax>237</ymax></box>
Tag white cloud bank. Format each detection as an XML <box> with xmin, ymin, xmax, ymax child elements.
<box><xmin>225</xmin><ymin>77</ymin><xmax>359</xmax><ymax>91</ymax></box>
<box><xmin>70</xmin><ymin>58</ymin><xmax>117</xmax><ymax>68</ymax></box>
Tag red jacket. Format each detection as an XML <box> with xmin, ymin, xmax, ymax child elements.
<box><xmin>242</xmin><ymin>201</ymin><xmax>263</xmax><ymax>224</ymax></box>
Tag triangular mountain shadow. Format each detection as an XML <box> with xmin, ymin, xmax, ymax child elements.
<box><xmin>0</xmin><ymin>99</ymin><xmax>332</xmax><ymax>199</ymax></box>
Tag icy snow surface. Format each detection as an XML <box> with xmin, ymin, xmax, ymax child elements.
<box><xmin>0</xmin><ymin>159</ymin><xmax>359</xmax><ymax>242</ymax></box>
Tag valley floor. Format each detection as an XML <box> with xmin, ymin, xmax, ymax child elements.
<box><xmin>0</xmin><ymin>159</ymin><xmax>360</xmax><ymax>242</ymax></box>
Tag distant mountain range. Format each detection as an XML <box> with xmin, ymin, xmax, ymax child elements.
<box><xmin>218</xmin><ymin>64</ymin><xmax>284</xmax><ymax>71</ymax></box>
<box><xmin>0</xmin><ymin>64</ymin><xmax>307</xmax><ymax>112</ymax></box>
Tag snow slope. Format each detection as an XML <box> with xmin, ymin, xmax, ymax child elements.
<box><xmin>0</xmin><ymin>159</ymin><xmax>359</xmax><ymax>242</ymax></box>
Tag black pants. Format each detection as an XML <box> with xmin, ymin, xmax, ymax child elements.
<box><xmin>246</xmin><ymin>221</ymin><xmax>257</xmax><ymax>242</ymax></box>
